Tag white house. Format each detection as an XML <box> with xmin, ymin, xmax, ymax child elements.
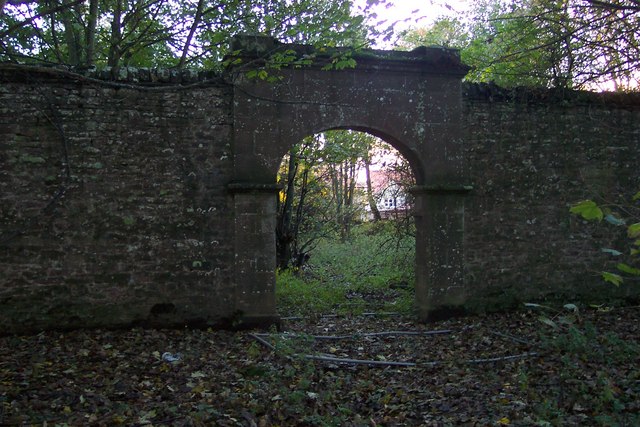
<box><xmin>362</xmin><ymin>169</ymin><xmax>412</xmax><ymax>220</ymax></box>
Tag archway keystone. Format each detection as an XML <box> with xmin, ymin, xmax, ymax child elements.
<box><xmin>226</xmin><ymin>35</ymin><xmax>471</xmax><ymax>322</ymax></box>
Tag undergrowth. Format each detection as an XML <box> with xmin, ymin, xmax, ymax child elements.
<box><xmin>524</xmin><ymin>303</ymin><xmax>640</xmax><ymax>425</ymax></box>
<box><xmin>276</xmin><ymin>221</ymin><xmax>415</xmax><ymax>317</ymax></box>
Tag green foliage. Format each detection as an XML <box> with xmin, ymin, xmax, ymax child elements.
<box><xmin>276</xmin><ymin>268</ymin><xmax>347</xmax><ymax>315</ymax></box>
<box><xmin>396</xmin><ymin>18</ymin><xmax>469</xmax><ymax>50</ymax></box>
<box><xmin>628</xmin><ymin>222</ymin><xmax>640</xmax><ymax>238</ymax></box>
<box><xmin>18</xmin><ymin>154</ymin><xmax>46</xmax><ymax>164</ymax></box>
<box><xmin>276</xmin><ymin>130</ymin><xmax>394</xmax><ymax>269</ymax></box>
<box><xmin>461</xmin><ymin>0</ymin><xmax>568</xmax><ymax>87</ymax></box>
<box><xmin>0</xmin><ymin>0</ymin><xmax>370</xmax><ymax>69</ymax></box>
<box><xmin>122</xmin><ymin>215</ymin><xmax>136</xmax><ymax>226</ymax></box>
<box><xmin>524</xmin><ymin>302</ymin><xmax>581</xmax><ymax>330</ymax></box>
<box><xmin>570</xmin><ymin>200</ymin><xmax>603</xmax><ymax>221</ymax></box>
<box><xmin>532</xmin><ymin>303</ymin><xmax>639</xmax><ymax>364</ymax></box>
<box><xmin>276</xmin><ymin>222</ymin><xmax>415</xmax><ymax>316</ymax></box>
<box><xmin>527</xmin><ymin>304</ymin><xmax>640</xmax><ymax>425</ymax></box>
<box><xmin>312</xmin><ymin>221</ymin><xmax>414</xmax><ymax>290</ymax></box>
<box><xmin>602</xmin><ymin>271</ymin><xmax>623</xmax><ymax>287</ymax></box>
<box><xmin>399</xmin><ymin>0</ymin><xmax>640</xmax><ymax>90</ymax></box>
<box><xmin>570</xmin><ymin>191</ymin><xmax>640</xmax><ymax>286</ymax></box>
<box><xmin>321</xmin><ymin>51</ymin><xmax>357</xmax><ymax>71</ymax></box>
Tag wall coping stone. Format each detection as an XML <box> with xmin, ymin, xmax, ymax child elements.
<box><xmin>4</xmin><ymin>62</ymin><xmax>639</xmax><ymax>110</ymax></box>
<box><xmin>226</xmin><ymin>34</ymin><xmax>471</xmax><ymax>77</ymax></box>
<box><xmin>0</xmin><ymin>63</ymin><xmax>226</xmax><ymax>88</ymax></box>
<box><xmin>463</xmin><ymin>82</ymin><xmax>640</xmax><ymax>107</ymax></box>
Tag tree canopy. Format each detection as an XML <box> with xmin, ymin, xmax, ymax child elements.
<box><xmin>0</xmin><ymin>0</ymin><xmax>370</xmax><ymax>68</ymax></box>
<box><xmin>401</xmin><ymin>0</ymin><xmax>640</xmax><ymax>90</ymax></box>
<box><xmin>3</xmin><ymin>0</ymin><xmax>639</xmax><ymax>89</ymax></box>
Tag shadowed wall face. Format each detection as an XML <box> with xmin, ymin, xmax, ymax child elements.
<box><xmin>462</xmin><ymin>85</ymin><xmax>640</xmax><ymax>309</ymax></box>
<box><xmin>1</xmin><ymin>59</ymin><xmax>639</xmax><ymax>334</ymax></box>
<box><xmin>0</xmin><ymin>70</ymin><xmax>238</xmax><ymax>332</ymax></box>
<box><xmin>228</xmin><ymin>39</ymin><xmax>470</xmax><ymax>323</ymax></box>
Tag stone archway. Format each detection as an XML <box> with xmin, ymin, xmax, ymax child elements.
<box><xmin>227</xmin><ymin>36</ymin><xmax>471</xmax><ymax>323</ymax></box>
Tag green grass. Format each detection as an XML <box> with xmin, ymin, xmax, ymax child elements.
<box><xmin>276</xmin><ymin>221</ymin><xmax>415</xmax><ymax>317</ymax></box>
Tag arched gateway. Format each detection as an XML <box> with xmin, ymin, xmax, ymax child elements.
<box><xmin>227</xmin><ymin>36</ymin><xmax>471</xmax><ymax>324</ymax></box>
<box><xmin>5</xmin><ymin>37</ymin><xmax>636</xmax><ymax>334</ymax></box>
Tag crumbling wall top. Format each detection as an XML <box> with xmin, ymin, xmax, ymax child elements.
<box><xmin>227</xmin><ymin>34</ymin><xmax>470</xmax><ymax>76</ymax></box>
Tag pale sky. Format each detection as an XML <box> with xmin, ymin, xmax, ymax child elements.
<box><xmin>354</xmin><ymin>0</ymin><xmax>470</xmax><ymax>48</ymax></box>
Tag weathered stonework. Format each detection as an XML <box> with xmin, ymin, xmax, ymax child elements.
<box><xmin>0</xmin><ymin>66</ymin><xmax>237</xmax><ymax>333</ymax></box>
<box><xmin>1</xmin><ymin>37</ymin><xmax>639</xmax><ymax>334</ymax></box>
<box><xmin>227</xmin><ymin>36</ymin><xmax>470</xmax><ymax>324</ymax></box>
<box><xmin>463</xmin><ymin>84</ymin><xmax>640</xmax><ymax>309</ymax></box>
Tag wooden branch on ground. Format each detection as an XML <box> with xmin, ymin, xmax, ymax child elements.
<box><xmin>489</xmin><ymin>330</ymin><xmax>531</xmax><ymax>345</ymax></box>
<box><xmin>280</xmin><ymin>312</ymin><xmax>402</xmax><ymax>321</ymax></box>
<box><xmin>249</xmin><ymin>333</ymin><xmax>275</xmax><ymax>350</ymax></box>
<box><xmin>305</xmin><ymin>354</ymin><xmax>416</xmax><ymax>368</ymax></box>
<box><xmin>249</xmin><ymin>333</ymin><xmax>540</xmax><ymax>369</ymax></box>
<box><xmin>252</xmin><ymin>329</ymin><xmax>453</xmax><ymax>342</ymax></box>
<box><xmin>464</xmin><ymin>352</ymin><xmax>539</xmax><ymax>364</ymax></box>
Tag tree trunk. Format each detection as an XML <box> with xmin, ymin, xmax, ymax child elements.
<box><xmin>364</xmin><ymin>157</ymin><xmax>381</xmax><ymax>221</ymax></box>
<box><xmin>276</xmin><ymin>150</ymin><xmax>298</xmax><ymax>270</ymax></box>
<box><xmin>178</xmin><ymin>0</ymin><xmax>205</xmax><ymax>68</ymax></box>
<box><xmin>329</xmin><ymin>165</ymin><xmax>344</xmax><ymax>240</ymax></box>
<box><xmin>107</xmin><ymin>0</ymin><xmax>122</xmax><ymax>67</ymax></box>
<box><xmin>84</xmin><ymin>0</ymin><xmax>99</xmax><ymax>67</ymax></box>
<box><xmin>60</xmin><ymin>2</ymin><xmax>81</xmax><ymax>65</ymax></box>
<box><xmin>332</xmin><ymin>160</ymin><xmax>357</xmax><ymax>241</ymax></box>
<box><xmin>290</xmin><ymin>167</ymin><xmax>311</xmax><ymax>272</ymax></box>
<box><xmin>48</xmin><ymin>1</ymin><xmax>65</xmax><ymax>63</ymax></box>
<box><xmin>343</xmin><ymin>161</ymin><xmax>356</xmax><ymax>239</ymax></box>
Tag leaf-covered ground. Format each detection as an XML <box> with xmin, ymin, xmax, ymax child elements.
<box><xmin>1</xmin><ymin>307</ymin><xmax>639</xmax><ymax>426</ymax></box>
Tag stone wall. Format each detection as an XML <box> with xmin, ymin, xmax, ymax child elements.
<box><xmin>0</xmin><ymin>67</ymin><xmax>237</xmax><ymax>332</ymax></box>
<box><xmin>463</xmin><ymin>84</ymin><xmax>640</xmax><ymax>308</ymax></box>
<box><xmin>1</xmin><ymin>64</ymin><xmax>639</xmax><ymax>334</ymax></box>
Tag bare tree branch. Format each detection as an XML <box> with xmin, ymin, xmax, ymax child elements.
<box><xmin>588</xmin><ymin>0</ymin><xmax>640</xmax><ymax>11</ymax></box>
<box><xmin>0</xmin><ymin>0</ymin><xmax>85</xmax><ymax>39</ymax></box>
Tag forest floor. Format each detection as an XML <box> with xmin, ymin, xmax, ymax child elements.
<box><xmin>1</xmin><ymin>305</ymin><xmax>639</xmax><ymax>426</ymax></box>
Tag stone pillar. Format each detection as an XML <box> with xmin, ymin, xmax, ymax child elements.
<box><xmin>228</xmin><ymin>183</ymin><xmax>281</xmax><ymax>327</ymax></box>
<box><xmin>411</xmin><ymin>185</ymin><xmax>471</xmax><ymax>321</ymax></box>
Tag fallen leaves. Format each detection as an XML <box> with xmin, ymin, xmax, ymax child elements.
<box><xmin>0</xmin><ymin>308</ymin><xmax>639</xmax><ymax>425</ymax></box>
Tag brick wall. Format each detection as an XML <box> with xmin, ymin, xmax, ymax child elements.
<box><xmin>0</xmin><ymin>67</ymin><xmax>236</xmax><ymax>332</ymax></box>
<box><xmin>1</xmin><ymin>66</ymin><xmax>639</xmax><ymax>333</ymax></box>
<box><xmin>463</xmin><ymin>84</ymin><xmax>640</xmax><ymax>308</ymax></box>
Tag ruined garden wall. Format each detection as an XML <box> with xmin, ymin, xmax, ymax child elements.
<box><xmin>1</xmin><ymin>65</ymin><xmax>639</xmax><ymax>334</ymax></box>
<box><xmin>463</xmin><ymin>85</ymin><xmax>640</xmax><ymax>309</ymax></box>
<box><xmin>0</xmin><ymin>67</ymin><xmax>236</xmax><ymax>333</ymax></box>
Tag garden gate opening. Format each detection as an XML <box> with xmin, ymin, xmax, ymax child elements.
<box><xmin>5</xmin><ymin>36</ymin><xmax>637</xmax><ymax>334</ymax></box>
<box><xmin>228</xmin><ymin>35</ymin><xmax>471</xmax><ymax>324</ymax></box>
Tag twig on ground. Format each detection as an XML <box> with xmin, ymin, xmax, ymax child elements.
<box><xmin>361</xmin><ymin>312</ymin><xmax>402</xmax><ymax>317</ymax></box>
<box><xmin>249</xmin><ymin>333</ymin><xmax>275</xmax><ymax>350</ymax></box>
<box><xmin>362</xmin><ymin>330</ymin><xmax>452</xmax><ymax>337</ymax></box>
<box><xmin>489</xmin><ymin>330</ymin><xmax>531</xmax><ymax>345</ymax></box>
<box><xmin>280</xmin><ymin>312</ymin><xmax>402</xmax><ymax>322</ymax></box>
<box><xmin>249</xmin><ymin>332</ymin><xmax>540</xmax><ymax>369</ymax></box>
<box><xmin>252</xmin><ymin>329</ymin><xmax>453</xmax><ymax>342</ymax></box>
<box><xmin>305</xmin><ymin>354</ymin><xmax>416</xmax><ymax>367</ymax></box>
<box><xmin>465</xmin><ymin>352</ymin><xmax>539</xmax><ymax>364</ymax></box>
